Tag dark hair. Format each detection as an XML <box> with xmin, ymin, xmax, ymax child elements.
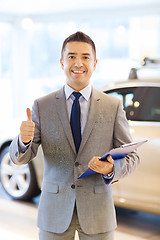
<box><xmin>61</xmin><ymin>31</ymin><xmax>96</xmax><ymax>58</ymax></box>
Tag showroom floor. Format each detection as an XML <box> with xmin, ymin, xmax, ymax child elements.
<box><xmin>0</xmin><ymin>188</ymin><xmax>160</xmax><ymax>240</ymax></box>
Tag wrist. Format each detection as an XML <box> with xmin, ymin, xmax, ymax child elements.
<box><xmin>103</xmin><ymin>166</ymin><xmax>115</xmax><ymax>179</ymax></box>
<box><xmin>103</xmin><ymin>165</ymin><xmax>114</xmax><ymax>176</ymax></box>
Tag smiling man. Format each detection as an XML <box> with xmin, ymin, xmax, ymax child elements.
<box><xmin>10</xmin><ymin>32</ymin><xmax>139</xmax><ymax>240</ymax></box>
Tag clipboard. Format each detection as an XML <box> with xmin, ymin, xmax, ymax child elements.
<box><xmin>78</xmin><ymin>140</ymin><xmax>148</xmax><ymax>179</ymax></box>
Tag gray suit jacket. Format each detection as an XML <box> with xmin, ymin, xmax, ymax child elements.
<box><xmin>10</xmin><ymin>86</ymin><xmax>139</xmax><ymax>234</ymax></box>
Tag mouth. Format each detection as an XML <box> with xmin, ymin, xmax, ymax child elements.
<box><xmin>72</xmin><ymin>70</ymin><xmax>85</xmax><ymax>74</ymax></box>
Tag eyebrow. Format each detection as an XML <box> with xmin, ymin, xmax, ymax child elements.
<box><xmin>67</xmin><ymin>52</ymin><xmax>91</xmax><ymax>56</ymax></box>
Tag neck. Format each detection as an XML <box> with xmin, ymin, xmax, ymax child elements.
<box><xmin>67</xmin><ymin>83</ymin><xmax>89</xmax><ymax>92</ymax></box>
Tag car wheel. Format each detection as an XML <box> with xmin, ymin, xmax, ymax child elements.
<box><xmin>0</xmin><ymin>146</ymin><xmax>40</xmax><ymax>201</ymax></box>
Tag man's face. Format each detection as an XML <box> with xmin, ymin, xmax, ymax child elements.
<box><xmin>60</xmin><ymin>41</ymin><xmax>97</xmax><ymax>91</ymax></box>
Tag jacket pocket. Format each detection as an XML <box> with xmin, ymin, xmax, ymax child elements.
<box><xmin>41</xmin><ymin>181</ymin><xmax>59</xmax><ymax>194</ymax></box>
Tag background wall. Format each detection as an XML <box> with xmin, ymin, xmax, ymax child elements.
<box><xmin>0</xmin><ymin>0</ymin><xmax>160</xmax><ymax>128</ymax></box>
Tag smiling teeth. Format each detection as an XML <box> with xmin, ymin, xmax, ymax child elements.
<box><xmin>73</xmin><ymin>70</ymin><xmax>84</xmax><ymax>73</ymax></box>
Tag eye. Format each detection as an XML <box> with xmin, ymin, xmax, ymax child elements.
<box><xmin>83</xmin><ymin>56</ymin><xmax>90</xmax><ymax>60</ymax></box>
<box><xmin>68</xmin><ymin>55</ymin><xmax>75</xmax><ymax>59</ymax></box>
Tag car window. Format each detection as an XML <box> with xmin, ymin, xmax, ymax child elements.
<box><xmin>105</xmin><ymin>86</ymin><xmax>160</xmax><ymax>122</ymax></box>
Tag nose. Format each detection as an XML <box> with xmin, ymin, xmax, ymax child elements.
<box><xmin>74</xmin><ymin>57</ymin><xmax>83</xmax><ymax>67</ymax></box>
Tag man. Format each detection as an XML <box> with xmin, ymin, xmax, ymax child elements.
<box><xmin>10</xmin><ymin>32</ymin><xmax>139</xmax><ymax>240</ymax></box>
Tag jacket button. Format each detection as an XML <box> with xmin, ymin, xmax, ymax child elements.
<box><xmin>15</xmin><ymin>152</ymin><xmax>18</xmax><ymax>157</ymax></box>
<box><xmin>71</xmin><ymin>184</ymin><xmax>75</xmax><ymax>189</ymax></box>
<box><xmin>75</xmin><ymin>162</ymin><xmax>79</xmax><ymax>167</ymax></box>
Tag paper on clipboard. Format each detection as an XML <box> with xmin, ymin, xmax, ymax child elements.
<box><xmin>78</xmin><ymin>140</ymin><xmax>148</xmax><ymax>179</ymax></box>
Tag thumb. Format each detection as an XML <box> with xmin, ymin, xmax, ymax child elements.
<box><xmin>107</xmin><ymin>155</ymin><xmax>114</xmax><ymax>164</ymax></box>
<box><xmin>27</xmin><ymin>108</ymin><xmax>32</xmax><ymax>121</ymax></box>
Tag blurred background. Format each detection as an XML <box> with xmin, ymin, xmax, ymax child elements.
<box><xmin>0</xmin><ymin>0</ymin><xmax>160</xmax><ymax>124</ymax></box>
<box><xmin>1</xmin><ymin>1</ymin><xmax>160</xmax><ymax>240</ymax></box>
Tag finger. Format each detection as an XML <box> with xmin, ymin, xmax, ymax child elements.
<box><xmin>27</xmin><ymin>108</ymin><xmax>32</xmax><ymax>121</ymax></box>
<box><xmin>107</xmin><ymin>155</ymin><xmax>114</xmax><ymax>164</ymax></box>
<box><xmin>91</xmin><ymin>157</ymin><xmax>100</xmax><ymax>165</ymax></box>
<box><xmin>88</xmin><ymin>156</ymin><xmax>99</xmax><ymax>169</ymax></box>
<box><xmin>21</xmin><ymin>121</ymin><xmax>34</xmax><ymax>127</ymax></box>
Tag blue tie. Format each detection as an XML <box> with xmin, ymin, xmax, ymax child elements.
<box><xmin>70</xmin><ymin>92</ymin><xmax>81</xmax><ymax>153</ymax></box>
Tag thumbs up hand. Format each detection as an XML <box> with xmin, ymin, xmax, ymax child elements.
<box><xmin>20</xmin><ymin>108</ymin><xmax>35</xmax><ymax>143</ymax></box>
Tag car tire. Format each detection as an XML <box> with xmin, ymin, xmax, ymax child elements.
<box><xmin>0</xmin><ymin>146</ymin><xmax>40</xmax><ymax>201</ymax></box>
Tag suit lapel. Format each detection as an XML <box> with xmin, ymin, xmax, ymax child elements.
<box><xmin>55</xmin><ymin>87</ymin><xmax>76</xmax><ymax>154</ymax></box>
<box><xmin>78</xmin><ymin>88</ymin><xmax>101</xmax><ymax>155</ymax></box>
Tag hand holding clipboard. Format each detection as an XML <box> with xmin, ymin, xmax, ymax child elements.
<box><xmin>78</xmin><ymin>140</ymin><xmax>148</xmax><ymax>179</ymax></box>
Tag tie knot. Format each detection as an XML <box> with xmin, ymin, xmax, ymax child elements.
<box><xmin>73</xmin><ymin>92</ymin><xmax>81</xmax><ymax>100</ymax></box>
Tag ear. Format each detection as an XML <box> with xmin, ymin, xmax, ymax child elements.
<box><xmin>60</xmin><ymin>58</ymin><xmax>64</xmax><ymax>69</ymax></box>
<box><xmin>93</xmin><ymin>59</ymin><xmax>98</xmax><ymax>70</ymax></box>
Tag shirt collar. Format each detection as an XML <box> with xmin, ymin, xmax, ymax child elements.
<box><xmin>64</xmin><ymin>84</ymin><xmax>92</xmax><ymax>101</ymax></box>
